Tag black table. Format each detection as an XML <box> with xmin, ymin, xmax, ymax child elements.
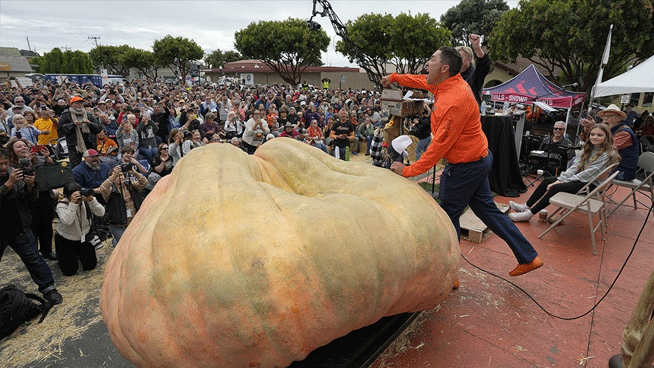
<box><xmin>289</xmin><ymin>312</ymin><xmax>420</xmax><ymax>368</ymax></box>
<box><xmin>481</xmin><ymin>115</ymin><xmax>526</xmax><ymax>197</ymax></box>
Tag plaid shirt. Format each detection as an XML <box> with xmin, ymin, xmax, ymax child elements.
<box><xmin>370</xmin><ymin>127</ymin><xmax>385</xmax><ymax>166</ymax></box>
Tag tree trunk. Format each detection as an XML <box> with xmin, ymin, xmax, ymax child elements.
<box><xmin>620</xmin><ymin>268</ymin><xmax>654</xmax><ymax>367</ymax></box>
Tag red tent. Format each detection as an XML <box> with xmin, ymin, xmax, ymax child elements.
<box><xmin>483</xmin><ymin>65</ymin><xmax>585</xmax><ymax>109</ymax></box>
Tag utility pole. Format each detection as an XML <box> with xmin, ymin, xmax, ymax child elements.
<box><xmin>88</xmin><ymin>36</ymin><xmax>100</xmax><ymax>47</ymax></box>
<box><xmin>63</xmin><ymin>46</ymin><xmax>71</xmax><ymax>51</ymax></box>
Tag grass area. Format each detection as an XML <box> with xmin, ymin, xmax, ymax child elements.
<box><xmin>418</xmin><ymin>182</ymin><xmax>439</xmax><ymax>194</ymax></box>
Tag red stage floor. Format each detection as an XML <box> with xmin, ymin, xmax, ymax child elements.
<box><xmin>371</xmin><ymin>180</ymin><xmax>654</xmax><ymax>368</ymax></box>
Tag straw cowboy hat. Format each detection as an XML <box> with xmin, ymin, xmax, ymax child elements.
<box><xmin>597</xmin><ymin>104</ymin><xmax>627</xmax><ymax>121</ymax></box>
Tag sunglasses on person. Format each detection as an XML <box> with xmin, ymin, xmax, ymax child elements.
<box><xmin>553</xmin><ymin>128</ymin><xmax>564</xmax><ymax>131</ymax></box>
<box><xmin>161</xmin><ymin>147</ymin><xmax>169</xmax><ymax>150</ymax></box>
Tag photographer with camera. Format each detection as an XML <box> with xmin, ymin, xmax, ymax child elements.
<box><xmin>54</xmin><ymin>182</ymin><xmax>105</xmax><ymax>276</ymax></box>
<box><xmin>99</xmin><ymin>159</ymin><xmax>147</xmax><ymax>247</ymax></box>
<box><xmin>118</xmin><ymin>146</ymin><xmax>148</xmax><ymax>176</ymax></box>
<box><xmin>0</xmin><ymin>148</ymin><xmax>63</xmax><ymax>304</ymax></box>
<box><xmin>5</xmin><ymin>137</ymin><xmax>59</xmax><ymax>260</ymax></box>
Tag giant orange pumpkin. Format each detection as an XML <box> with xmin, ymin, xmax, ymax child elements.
<box><xmin>100</xmin><ymin>137</ymin><xmax>459</xmax><ymax>368</ymax></box>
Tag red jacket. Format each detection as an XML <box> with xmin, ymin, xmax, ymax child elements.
<box><xmin>389</xmin><ymin>73</ymin><xmax>488</xmax><ymax>177</ymax></box>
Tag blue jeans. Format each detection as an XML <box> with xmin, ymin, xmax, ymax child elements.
<box><xmin>109</xmin><ymin>224</ymin><xmax>126</xmax><ymax>247</ymax></box>
<box><xmin>314</xmin><ymin>143</ymin><xmax>329</xmax><ymax>154</ymax></box>
<box><xmin>415</xmin><ymin>136</ymin><xmax>431</xmax><ymax>161</ymax></box>
<box><xmin>139</xmin><ymin>146</ymin><xmax>158</xmax><ymax>164</ymax></box>
<box><xmin>439</xmin><ymin>151</ymin><xmax>538</xmax><ymax>264</ymax></box>
<box><xmin>0</xmin><ymin>229</ymin><xmax>56</xmax><ymax>293</ymax></box>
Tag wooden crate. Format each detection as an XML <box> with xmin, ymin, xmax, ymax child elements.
<box><xmin>460</xmin><ymin>202</ymin><xmax>510</xmax><ymax>243</ymax></box>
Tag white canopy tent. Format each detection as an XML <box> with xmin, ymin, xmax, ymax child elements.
<box><xmin>594</xmin><ymin>55</ymin><xmax>654</xmax><ymax>97</ymax></box>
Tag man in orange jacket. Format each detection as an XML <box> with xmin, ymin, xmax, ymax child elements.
<box><xmin>382</xmin><ymin>46</ymin><xmax>543</xmax><ymax>277</ymax></box>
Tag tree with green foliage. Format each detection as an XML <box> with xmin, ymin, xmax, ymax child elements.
<box><xmin>33</xmin><ymin>48</ymin><xmax>63</xmax><ymax>74</ymax></box>
<box><xmin>234</xmin><ymin>18</ymin><xmax>330</xmax><ymax>86</ymax></box>
<box><xmin>88</xmin><ymin>45</ymin><xmax>132</xmax><ymax>77</ymax></box>
<box><xmin>440</xmin><ymin>0</ymin><xmax>509</xmax><ymax>46</ymax></box>
<box><xmin>34</xmin><ymin>48</ymin><xmax>93</xmax><ymax>74</ymax></box>
<box><xmin>334</xmin><ymin>13</ymin><xmax>393</xmax><ymax>84</ymax></box>
<box><xmin>490</xmin><ymin>0</ymin><xmax>654</xmax><ymax>94</ymax></box>
<box><xmin>120</xmin><ymin>48</ymin><xmax>162</xmax><ymax>82</ymax></box>
<box><xmin>335</xmin><ymin>12</ymin><xmax>451</xmax><ymax>83</ymax></box>
<box><xmin>389</xmin><ymin>13</ymin><xmax>452</xmax><ymax>75</ymax></box>
<box><xmin>152</xmin><ymin>35</ymin><xmax>204</xmax><ymax>83</ymax></box>
<box><xmin>205</xmin><ymin>49</ymin><xmax>244</xmax><ymax>69</ymax></box>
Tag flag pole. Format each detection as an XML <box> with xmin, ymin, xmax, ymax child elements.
<box><xmin>589</xmin><ymin>24</ymin><xmax>613</xmax><ymax>108</ymax></box>
<box><xmin>577</xmin><ymin>24</ymin><xmax>612</xmax><ymax>144</ymax></box>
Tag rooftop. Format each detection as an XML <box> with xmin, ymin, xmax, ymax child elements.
<box><xmin>202</xmin><ymin>59</ymin><xmax>361</xmax><ymax>74</ymax></box>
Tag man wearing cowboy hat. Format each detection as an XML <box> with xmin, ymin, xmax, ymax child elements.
<box><xmin>57</xmin><ymin>96</ymin><xmax>102</xmax><ymax>168</ymax></box>
<box><xmin>278</xmin><ymin>122</ymin><xmax>300</xmax><ymax>139</ymax></box>
<box><xmin>581</xmin><ymin>104</ymin><xmax>638</xmax><ymax>180</ymax></box>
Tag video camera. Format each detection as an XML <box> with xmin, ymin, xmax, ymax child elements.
<box><xmin>306</xmin><ymin>20</ymin><xmax>321</xmax><ymax>30</ymax></box>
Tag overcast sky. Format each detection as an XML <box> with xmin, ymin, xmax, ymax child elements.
<box><xmin>1</xmin><ymin>1</ymin><xmax>518</xmax><ymax>67</ymax></box>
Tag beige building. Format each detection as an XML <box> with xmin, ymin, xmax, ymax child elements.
<box><xmin>0</xmin><ymin>47</ymin><xmax>34</xmax><ymax>80</ymax></box>
<box><xmin>202</xmin><ymin>60</ymin><xmax>376</xmax><ymax>90</ymax></box>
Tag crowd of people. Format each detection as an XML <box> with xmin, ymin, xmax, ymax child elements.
<box><xmin>0</xmin><ymin>73</ymin><xmax>408</xmax><ymax>305</ymax></box>
<box><xmin>0</xmin><ymin>32</ymin><xmax>648</xmax><ymax>306</ymax></box>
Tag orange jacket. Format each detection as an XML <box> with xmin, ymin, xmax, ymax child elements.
<box><xmin>389</xmin><ymin>73</ymin><xmax>488</xmax><ymax>177</ymax></box>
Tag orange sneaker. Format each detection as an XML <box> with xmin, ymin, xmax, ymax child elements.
<box><xmin>509</xmin><ymin>257</ymin><xmax>544</xmax><ymax>277</ymax></box>
<box><xmin>452</xmin><ymin>278</ymin><xmax>460</xmax><ymax>289</ymax></box>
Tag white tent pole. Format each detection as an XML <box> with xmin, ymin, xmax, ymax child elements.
<box><xmin>589</xmin><ymin>24</ymin><xmax>613</xmax><ymax>105</ymax></box>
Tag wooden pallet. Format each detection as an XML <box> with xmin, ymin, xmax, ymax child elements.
<box><xmin>460</xmin><ymin>202</ymin><xmax>510</xmax><ymax>243</ymax></box>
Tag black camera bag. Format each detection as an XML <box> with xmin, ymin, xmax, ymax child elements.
<box><xmin>34</xmin><ymin>161</ymin><xmax>74</xmax><ymax>190</ymax></box>
<box><xmin>0</xmin><ymin>285</ymin><xmax>52</xmax><ymax>340</ymax></box>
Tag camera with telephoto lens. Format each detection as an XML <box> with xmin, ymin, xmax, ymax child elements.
<box><xmin>18</xmin><ymin>158</ymin><xmax>34</xmax><ymax>176</ymax></box>
<box><xmin>80</xmin><ymin>188</ymin><xmax>94</xmax><ymax>197</ymax></box>
<box><xmin>121</xmin><ymin>163</ymin><xmax>133</xmax><ymax>173</ymax></box>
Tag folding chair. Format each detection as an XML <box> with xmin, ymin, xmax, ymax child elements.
<box><xmin>606</xmin><ymin>152</ymin><xmax>654</xmax><ymax>218</ymax></box>
<box><xmin>538</xmin><ymin>163</ymin><xmax>619</xmax><ymax>255</ymax></box>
